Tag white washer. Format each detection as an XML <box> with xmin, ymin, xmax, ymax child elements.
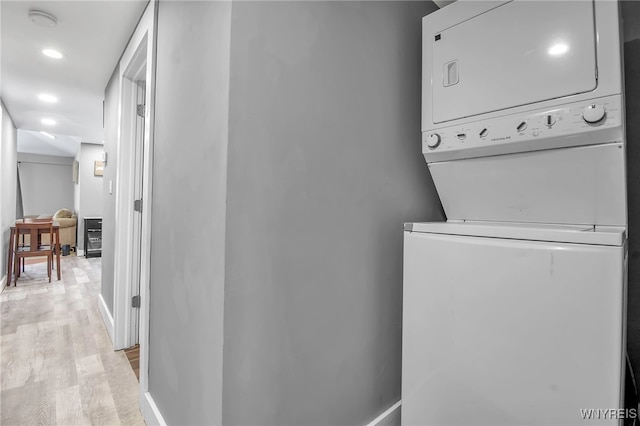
<box><xmin>402</xmin><ymin>222</ymin><xmax>626</xmax><ymax>425</ymax></box>
<box><xmin>403</xmin><ymin>1</ymin><xmax>628</xmax><ymax>424</ymax></box>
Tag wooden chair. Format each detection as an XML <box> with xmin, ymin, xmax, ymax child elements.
<box><xmin>12</xmin><ymin>221</ymin><xmax>55</xmax><ymax>285</ymax></box>
<box><xmin>15</xmin><ymin>218</ymin><xmax>51</xmax><ymax>273</ymax></box>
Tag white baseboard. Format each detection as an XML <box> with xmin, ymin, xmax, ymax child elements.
<box><xmin>0</xmin><ymin>275</ymin><xmax>6</xmax><ymax>293</ymax></box>
<box><xmin>77</xmin><ymin>249</ymin><xmax>85</xmax><ymax>257</ymax></box>
<box><xmin>366</xmin><ymin>401</ymin><xmax>401</xmax><ymax>426</ymax></box>
<box><xmin>98</xmin><ymin>294</ymin><xmax>115</xmax><ymax>344</ymax></box>
<box><xmin>140</xmin><ymin>391</ymin><xmax>395</xmax><ymax>426</ymax></box>
<box><xmin>142</xmin><ymin>392</ymin><xmax>167</xmax><ymax>426</ymax></box>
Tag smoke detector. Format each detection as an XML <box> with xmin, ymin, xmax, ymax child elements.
<box><xmin>28</xmin><ymin>10</ymin><xmax>57</xmax><ymax>28</ymax></box>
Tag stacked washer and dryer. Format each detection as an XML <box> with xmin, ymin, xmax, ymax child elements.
<box><xmin>402</xmin><ymin>1</ymin><xmax>630</xmax><ymax>425</ymax></box>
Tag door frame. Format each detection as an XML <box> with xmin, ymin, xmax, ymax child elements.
<box><xmin>112</xmin><ymin>0</ymin><xmax>156</xmax><ymax>415</ymax></box>
<box><xmin>114</xmin><ymin>29</ymin><xmax>146</xmax><ymax>352</ymax></box>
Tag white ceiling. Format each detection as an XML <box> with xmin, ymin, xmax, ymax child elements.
<box><xmin>1</xmin><ymin>0</ymin><xmax>148</xmax><ymax>157</ymax></box>
<box><xmin>18</xmin><ymin>129</ymin><xmax>80</xmax><ymax>156</ymax></box>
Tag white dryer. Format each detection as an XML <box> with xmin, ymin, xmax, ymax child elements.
<box><xmin>402</xmin><ymin>1</ymin><xmax>628</xmax><ymax>425</ymax></box>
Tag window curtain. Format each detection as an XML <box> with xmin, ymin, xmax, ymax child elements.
<box><xmin>16</xmin><ymin>163</ymin><xmax>24</xmax><ymax>219</ymax></box>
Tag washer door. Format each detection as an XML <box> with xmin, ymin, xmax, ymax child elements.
<box><xmin>428</xmin><ymin>143</ymin><xmax>627</xmax><ymax>227</ymax></box>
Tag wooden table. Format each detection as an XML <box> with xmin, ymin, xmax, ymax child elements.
<box><xmin>6</xmin><ymin>219</ymin><xmax>61</xmax><ymax>286</ymax></box>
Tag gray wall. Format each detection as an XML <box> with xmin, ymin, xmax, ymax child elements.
<box><xmin>622</xmin><ymin>1</ymin><xmax>640</xmax><ymax>43</ymax></box>
<box><xmin>149</xmin><ymin>1</ymin><xmax>231</xmax><ymax>424</ymax></box>
<box><xmin>76</xmin><ymin>143</ymin><xmax>104</xmax><ymax>252</ymax></box>
<box><xmin>222</xmin><ymin>2</ymin><xmax>440</xmax><ymax>425</ymax></box>
<box><xmin>623</xmin><ymin>0</ymin><xmax>640</xmax><ymax>394</ymax></box>
<box><xmin>140</xmin><ymin>2</ymin><xmax>639</xmax><ymax>425</ymax></box>
<box><xmin>149</xmin><ymin>1</ymin><xmax>441</xmax><ymax>425</ymax></box>
<box><xmin>101</xmin><ymin>67</ymin><xmax>120</xmax><ymax>315</ymax></box>
<box><xmin>1</xmin><ymin>100</ymin><xmax>17</xmax><ymax>284</ymax></box>
<box><xmin>17</xmin><ymin>153</ymin><xmax>73</xmax><ymax>216</ymax></box>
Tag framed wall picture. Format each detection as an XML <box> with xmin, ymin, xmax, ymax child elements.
<box><xmin>94</xmin><ymin>160</ymin><xmax>104</xmax><ymax>176</ymax></box>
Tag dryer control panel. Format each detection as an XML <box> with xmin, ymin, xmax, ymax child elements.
<box><xmin>423</xmin><ymin>95</ymin><xmax>624</xmax><ymax>163</ymax></box>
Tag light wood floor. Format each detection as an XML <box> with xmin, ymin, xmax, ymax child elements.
<box><xmin>1</xmin><ymin>255</ymin><xmax>145</xmax><ymax>425</ymax></box>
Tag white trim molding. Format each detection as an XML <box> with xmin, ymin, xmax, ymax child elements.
<box><xmin>111</xmin><ymin>3</ymin><xmax>157</xmax><ymax>426</ymax></box>
<box><xmin>365</xmin><ymin>401</ymin><xmax>401</xmax><ymax>426</ymax></box>
<box><xmin>98</xmin><ymin>294</ymin><xmax>115</xmax><ymax>343</ymax></box>
<box><xmin>77</xmin><ymin>249</ymin><xmax>85</xmax><ymax>257</ymax></box>
<box><xmin>0</xmin><ymin>275</ymin><xmax>7</xmax><ymax>292</ymax></box>
<box><xmin>137</xmin><ymin>0</ymin><xmax>158</xmax><ymax>405</ymax></box>
<box><xmin>112</xmin><ymin>34</ymin><xmax>145</xmax><ymax>350</ymax></box>
<box><xmin>113</xmin><ymin>0</ymin><xmax>156</xmax><ymax>352</ymax></box>
<box><xmin>142</xmin><ymin>392</ymin><xmax>167</xmax><ymax>426</ymax></box>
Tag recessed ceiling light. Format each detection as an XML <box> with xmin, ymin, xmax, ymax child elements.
<box><xmin>548</xmin><ymin>42</ymin><xmax>569</xmax><ymax>57</ymax></box>
<box><xmin>41</xmin><ymin>118</ymin><xmax>56</xmax><ymax>126</ymax></box>
<box><xmin>38</xmin><ymin>93</ymin><xmax>58</xmax><ymax>103</ymax></box>
<box><xmin>42</xmin><ymin>49</ymin><xmax>63</xmax><ymax>59</ymax></box>
<box><xmin>40</xmin><ymin>131</ymin><xmax>56</xmax><ymax>139</ymax></box>
<box><xmin>29</xmin><ymin>10</ymin><xmax>57</xmax><ymax>28</ymax></box>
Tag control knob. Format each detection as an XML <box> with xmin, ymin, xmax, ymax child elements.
<box><xmin>426</xmin><ymin>133</ymin><xmax>441</xmax><ymax>149</ymax></box>
<box><xmin>583</xmin><ymin>104</ymin><xmax>606</xmax><ymax>124</ymax></box>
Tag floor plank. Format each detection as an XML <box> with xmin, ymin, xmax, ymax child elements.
<box><xmin>124</xmin><ymin>344</ymin><xmax>140</xmax><ymax>380</ymax></box>
<box><xmin>1</xmin><ymin>256</ymin><xmax>145</xmax><ymax>425</ymax></box>
<box><xmin>56</xmin><ymin>385</ymin><xmax>90</xmax><ymax>425</ymax></box>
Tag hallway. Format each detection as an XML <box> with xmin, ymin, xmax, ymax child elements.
<box><xmin>0</xmin><ymin>255</ymin><xmax>144</xmax><ymax>425</ymax></box>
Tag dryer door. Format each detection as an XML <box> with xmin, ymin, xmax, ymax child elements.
<box><xmin>431</xmin><ymin>0</ymin><xmax>597</xmax><ymax>124</ymax></box>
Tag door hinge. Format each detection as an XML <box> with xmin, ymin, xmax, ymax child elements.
<box><xmin>132</xmin><ymin>295</ymin><xmax>141</xmax><ymax>308</ymax></box>
<box><xmin>134</xmin><ymin>199</ymin><xmax>143</xmax><ymax>213</ymax></box>
<box><xmin>137</xmin><ymin>104</ymin><xmax>145</xmax><ymax>117</ymax></box>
